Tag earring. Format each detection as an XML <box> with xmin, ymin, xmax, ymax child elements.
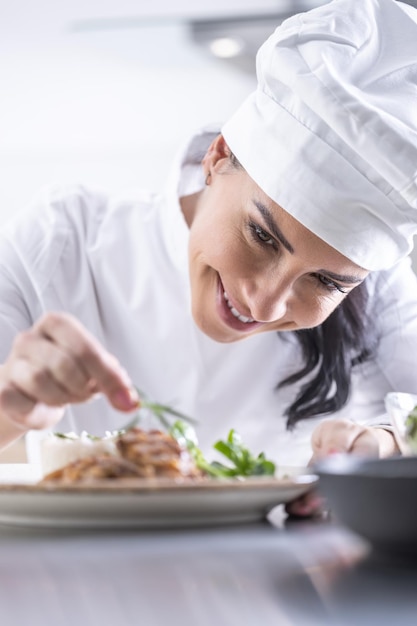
<box><xmin>205</xmin><ymin>172</ymin><xmax>211</xmax><ymax>186</ymax></box>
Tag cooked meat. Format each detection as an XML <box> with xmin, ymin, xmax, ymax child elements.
<box><xmin>116</xmin><ymin>428</ymin><xmax>201</xmax><ymax>478</ymax></box>
<box><xmin>39</xmin><ymin>428</ymin><xmax>202</xmax><ymax>484</ymax></box>
<box><xmin>41</xmin><ymin>454</ymin><xmax>142</xmax><ymax>483</ymax></box>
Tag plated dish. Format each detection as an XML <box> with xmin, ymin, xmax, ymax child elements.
<box><xmin>0</xmin><ymin>472</ymin><xmax>316</xmax><ymax>529</ymax></box>
<box><xmin>0</xmin><ymin>421</ymin><xmax>317</xmax><ymax>529</ymax></box>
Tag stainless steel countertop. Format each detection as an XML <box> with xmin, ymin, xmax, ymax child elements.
<box><xmin>1</xmin><ymin>510</ymin><xmax>416</xmax><ymax>626</ymax></box>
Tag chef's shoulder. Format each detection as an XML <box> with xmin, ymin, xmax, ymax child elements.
<box><xmin>364</xmin><ymin>256</ymin><xmax>417</xmax><ymax>334</ymax></box>
<box><xmin>3</xmin><ymin>183</ymin><xmax>158</xmax><ymax>244</ymax></box>
<box><xmin>365</xmin><ymin>256</ymin><xmax>417</xmax><ymax>306</ymax></box>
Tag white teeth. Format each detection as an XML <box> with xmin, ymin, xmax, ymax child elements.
<box><xmin>223</xmin><ymin>291</ymin><xmax>254</xmax><ymax>323</ymax></box>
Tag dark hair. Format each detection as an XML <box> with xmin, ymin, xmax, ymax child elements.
<box><xmin>280</xmin><ymin>280</ymin><xmax>378</xmax><ymax>429</ymax></box>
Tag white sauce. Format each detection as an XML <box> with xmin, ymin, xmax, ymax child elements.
<box><xmin>40</xmin><ymin>431</ymin><xmax>117</xmax><ymax>476</ymax></box>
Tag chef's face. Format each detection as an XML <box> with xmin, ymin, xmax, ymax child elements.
<box><xmin>184</xmin><ymin>135</ymin><xmax>369</xmax><ymax>343</ymax></box>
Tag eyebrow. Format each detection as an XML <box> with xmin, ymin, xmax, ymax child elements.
<box><xmin>253</xmin><ymin>199</ymin><xmax>364</xmax><ymax>285</ymax></box>
<box><xmin>316</xmin><ymin>269</ymin><xmax>364</xmax><ymax>285</ymax></box>
<box><xmin>253</xmin><ymin>200</ymin><xmax>294</xmax><ymax>254</ymax></box>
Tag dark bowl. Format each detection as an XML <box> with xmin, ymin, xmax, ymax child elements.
<box><xmin>315</xmin><ymin>454</ymin><xmax>417</xmax><ymax>556</ymax></box>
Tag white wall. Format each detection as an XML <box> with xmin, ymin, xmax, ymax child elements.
<box><xmin>0</xmin><ymin>5</ymin><xmax>257</xmax><ymax>219</ymax></box>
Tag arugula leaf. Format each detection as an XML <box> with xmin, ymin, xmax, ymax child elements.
<box><xmin>213</xmin><ymin>429</ymin><xmax>276</xmax><ymax>476</ymax></box>
<box><xmin>169</xmin><ymin>421</ymin><xmax>276</xmax><ymax>479</ymax></box>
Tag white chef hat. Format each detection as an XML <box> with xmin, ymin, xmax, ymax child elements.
<box><xmin>222</xmin><ymin>0</ymin><xmax>417</xmax><ymax>271</ymax></box>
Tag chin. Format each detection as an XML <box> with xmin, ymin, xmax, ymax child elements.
<box><xmin>211</xmin><ymin>332</ymin><xmax>248</xmax><ymax>344</ymax></box>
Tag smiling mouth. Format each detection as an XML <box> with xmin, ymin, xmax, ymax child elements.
<box><xmin>223</xmin><ymin>291</ymin><xmax>255</xmax><ymax>324</ymax></box>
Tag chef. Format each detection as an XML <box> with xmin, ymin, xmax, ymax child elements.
<box><xmin>0</xmin><ymin>0</ymin><xmax>416</xmax><ymax>511</ymax></box>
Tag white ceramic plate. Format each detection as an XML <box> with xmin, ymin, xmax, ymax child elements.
<box><xmin>0</xmin><ymin>472</ymin><xmax>317</xmax><ymax>529</ymax></box>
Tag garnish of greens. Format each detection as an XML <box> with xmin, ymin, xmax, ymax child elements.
<box><xmin>405</xmin><ymin>404</ymin><xmax>417</xmax><ymax>447</ymax></box>
<box><xmin>170</xmin><ymin>420</ymin><xmax>276</xmax><ymax>479</ymax></box>
<box><xmin>55</xmin><ymin>387</ymin><xmax>276</xmax><ymax>479</ymax></box>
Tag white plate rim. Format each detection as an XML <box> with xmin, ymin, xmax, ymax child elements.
<box><xmin>0</xmin><ymin>474</ymin><xmax>317</xmax><ymax>529</ymax></box>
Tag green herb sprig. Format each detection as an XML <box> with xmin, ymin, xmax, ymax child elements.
<box><xmin>55</xmin><ymin>388</ymin><xmax>197</xmax><ymax>439</ymax></box>
<box><xmin>132</xmin><ymin>387</ymin><xmax>197</xmax><ymax>431</ymax></box>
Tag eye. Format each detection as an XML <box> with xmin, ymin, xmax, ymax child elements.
<box><xmin>314</xmin><ymin>274</ymin><xmax>349</xmax><ymax>294</ymax></box>
<box><xmin>249</xmin><ymin>222</ymin><xmax>275</xmax><ymax>247</ymax></box>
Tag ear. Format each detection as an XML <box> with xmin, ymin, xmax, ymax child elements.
<box><xmin>202</xmin><ymin>134</ymin><xmax>231</xmax><ymax>179</ymax></box>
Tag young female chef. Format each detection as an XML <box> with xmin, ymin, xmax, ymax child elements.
<box><xmin>0</xmin><ymin>0</ymin><xmax>416</xmax><ymax>514</ymax></box>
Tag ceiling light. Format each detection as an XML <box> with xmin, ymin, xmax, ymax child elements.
<box><xmin>209</xmin><ymin>36</ymin><xmax>245</xmax><ymax>58</ymax></box>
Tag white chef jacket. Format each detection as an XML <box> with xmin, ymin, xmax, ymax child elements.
<box><xmin>1</xmin><ymin>129</ymin><xmax>417</xmax><ymax>468</ymax></box>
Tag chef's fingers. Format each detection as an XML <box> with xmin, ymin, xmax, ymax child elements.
<box><xmin>310</xmin><ymin>418</ymin><xmax>379</xmax><ymax>462</ymax></box>
<box><xmin>9</xmin><ymin>330</ymin><xmax>92</xmax><ymax>401</ymax></box>
<box><xmin>34</xmin><ymin>312</ymin><xmax>140</xmax><ymax>411</ymax></box>
<box><xmin>0</xmin><ymin>312</ymin><xmax>139</xmax><ymax>428</ymax></box>
<box><xmin>0</xmin><ymin>385</ymin><xmax>66</xmax><ymax>432</ymax></box>
<box><xmin>285</xmin><ymin>489</ymin><xmax>325</xmax><ymax>518</ymax></box>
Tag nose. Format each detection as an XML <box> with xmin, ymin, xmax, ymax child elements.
<box><xmin>244</xmin><ymin>280</ymin><xmax>292</xmax><ymax>323</ymax></box>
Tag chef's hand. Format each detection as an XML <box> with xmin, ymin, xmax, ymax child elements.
<box><xmin>286</xmin><ymin>418</ymin><xmax>398</xmax><ymax>518</ymax></box>
<box><xmin>0</xmin><ymin>312</ymin><xmax>139</xmax><ymax>444</ymax></box>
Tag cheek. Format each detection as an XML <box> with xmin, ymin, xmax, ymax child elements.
<box><xmin>190</xmin><ymin>222</ymin><xmax>248</xmax><ymax>274</ymax></box>
<box><xmin>296</xmin><ymin>294</ymin><xmax>343</xmax><ymax>328</ymax></box>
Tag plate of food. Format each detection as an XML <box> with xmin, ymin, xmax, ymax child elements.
<box><xmin>0</xmin><ymin>406</ymin><xmax>316</xmax><ymax>529</ymax></box>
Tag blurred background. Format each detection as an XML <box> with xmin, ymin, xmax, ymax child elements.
<box><xmin>0</xmin><ymin>0</ymin><xmax>285</xmax><ymax>220</ymax></box>
<box><xmin>0</xmin><ymin>0</ymin><xmax>416</xmax><ymax>463</ymax></box>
